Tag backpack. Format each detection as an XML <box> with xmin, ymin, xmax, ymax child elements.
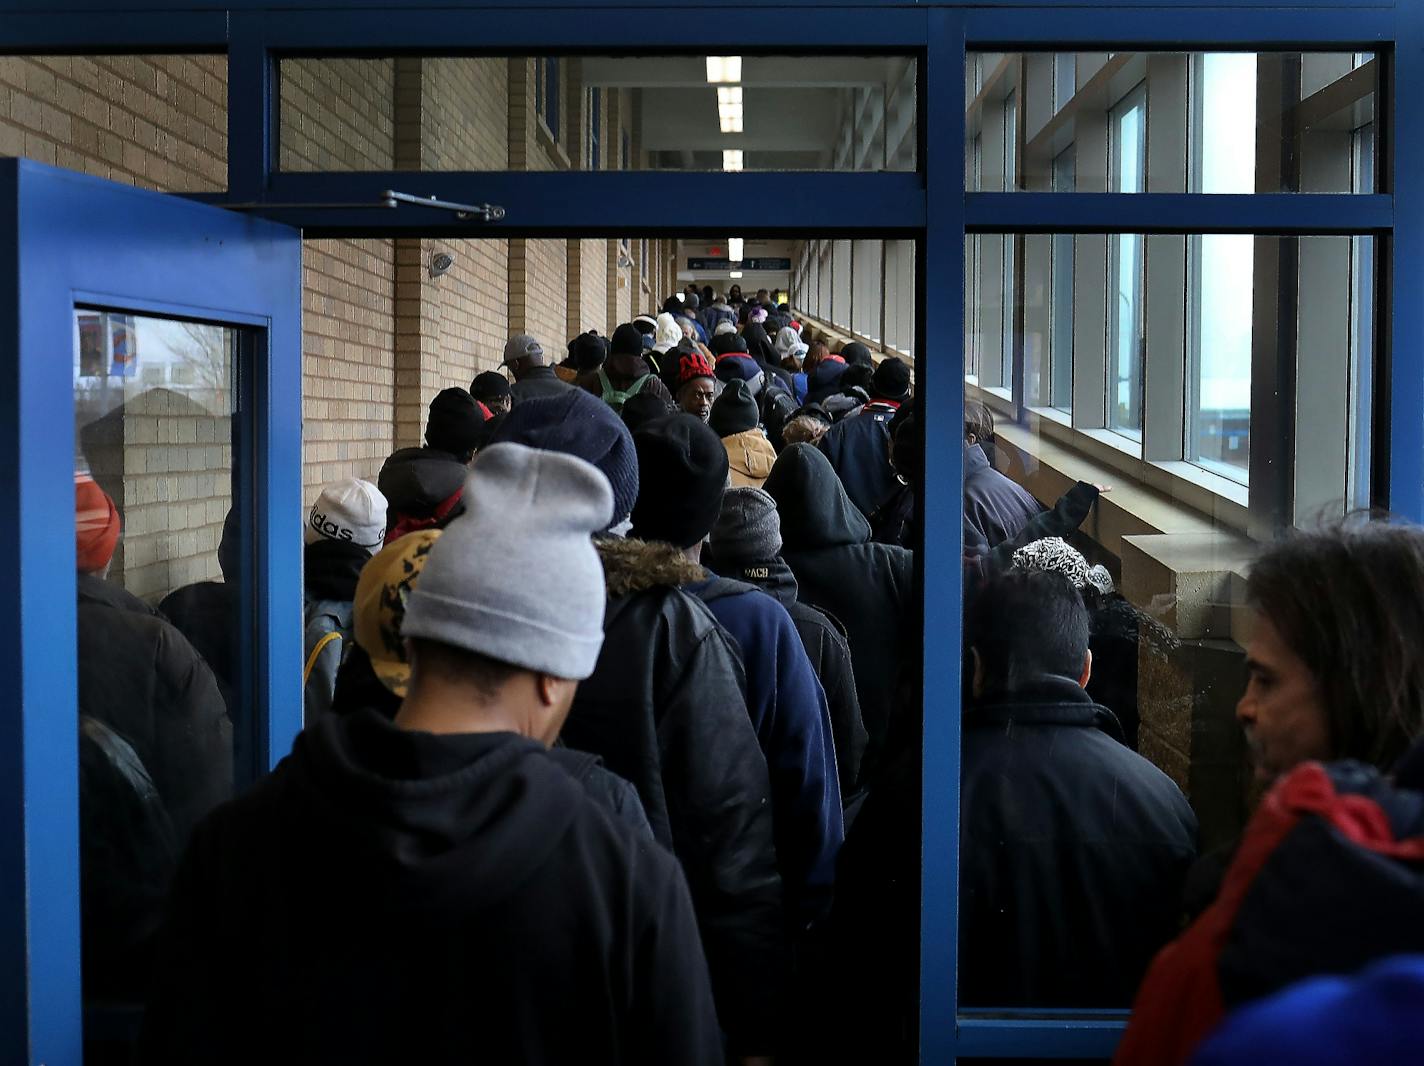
<box><xmin>597</xmin><ymin>367</ymin><xmax>652</xmax><ymax>412</ymax></box>
<box><xmin>303</xmin><ymin>598</ymin><xmax>355</xmax><ymax>722</ymax></box>
<box><xmin>1116</xmin><ymin>759</ymin><xmax>1424</xmax><ymax>1066</ymax></box>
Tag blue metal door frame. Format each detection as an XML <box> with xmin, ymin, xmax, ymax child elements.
<box><xmin>0</xmin><ymin>159</ymin><xmax>303</xmax><ymax>1065</ymax></box>
<box><xmin>0</xmin><ymin>3</ymin><xmax>1420</xmax><ymax>1063</ymax></box>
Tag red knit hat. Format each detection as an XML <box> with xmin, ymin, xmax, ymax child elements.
<box><xmin>677</xmin><ymin>350</ymin><xmax>715</xmax><ymax>388</ymax></box>
<box><xmin>75</xmin><ymin>474</ymin><xmax>120</xmax><ymax>573</ymax></box>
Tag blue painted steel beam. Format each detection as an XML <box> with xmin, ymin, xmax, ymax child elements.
<box><xmin>245</xmin><ymin>7</ymin><xmax>929</xmax><ymax>49</ymax></box>
<box><xmin>228</xmin><ymin>18</ymin><xmax>275</xmax><ymax>202</ymax></box>
<box><xmin>1389</xmin><ymin>1</ymin><xmax>1423</xmax><ymax>519</ymax></box>
<box><xmin>190</xmin><ymin>171</ymin><xmax>927</xmax><ymax>236</ymax></box>
<box><xmin>965</xmin><ymin>5</ymin><xmax>1394</xmax><ymax>46</ymax></box>
<box><xmin>0</xmin><ymin>12</ymin><xmax>226</xmax><ymax>50</ymax></box>
<box><xmin>955</xmin><ymin>1017</ymin><xmax>1128</xmax><ymax>1059</ymax></box>
<box><xmin>967</xmin><ymin>192</ymin><xmax>1393</xmax><ymax>235</ymax></box>
<box><xmin>919</xmin><ymin>10</ymin><xmax>964</xmax><ymax>1066</ymax></box>
<box><xmin>0</xmin><ymin>0</ymin><xmax>1396</xmax><ymax>11</ymax></box>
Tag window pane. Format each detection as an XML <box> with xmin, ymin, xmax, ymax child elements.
<box><xmin>959</xmin><ymin>231</ymin><xmax>1377</xmax><ymax>1016</ymax></box>
<box><xmin>279</xmin><ymin>55</ymin><xmax>917</xmax><ymax>172</ymax></box>
<box><xmin>968</xmin><ymin>51</ymin><xmax>1377</xmax><ymax>192</ymax></box>
<box><xmin>74</xmin><ymin>310</ymin><xmax>239</xmax><ymax>1012</ymax></box>
<box><xmin>1188</xmin><ymin>234</ymin><xmax>1253</xmax><ymax>478</ymax></box>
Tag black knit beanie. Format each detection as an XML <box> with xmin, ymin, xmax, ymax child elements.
<box><xmin>712</xmin><ymin>333</ymin><xmax>750</xmax><ymax>357</ymax></box>
<box><xmin>841</xmin><ymin>341</ymin><xmax>874</xmax><ymax>367</ymax></box>
<box><xmin>470</xmin><ymin>370</ymin><xmax>512</xmax><ymax>403</ymax></box>
<box><xmin>610</xmin><ymin>322</ymin><xmax>646</xmax><ymax>358</ymax></box>
<box><xmin>569</xmin><ymin>332</ymin><xmax>608</xmax><ymax>372</ymax></box>
<box><xmin>709</xmin><ymin>379</ymin><xmax>760</xmax><ymax>437</ymax></box>
<box><xmin>425</xmin><ymin>387</ymin><xmax>486</xmax><ymax>458</ymax></box>
<box><xmin>631</xmin><ymin>413</ymin><xmax>729</xmax><ymax>549</ymax></box>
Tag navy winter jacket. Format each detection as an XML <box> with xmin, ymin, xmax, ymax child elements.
<box><xmin>687</xmin><ymin>575</ymin><xmax>844</xmax><ymax>930</ymax></box>
<box><xmin>818</xmin><ymin>400</ymin><xmax>901</xmax><ymax>518</ymax></box>
<box><xmin>964</xmin><ymin>442</ymin><xmax>1042</xmax><ymax>548</ymax></box>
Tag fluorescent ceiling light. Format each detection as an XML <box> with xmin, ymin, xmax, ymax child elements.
<box><xmin>728</xmin><ymin>237</ymin><xmax>744</xmax><ymax>262</ymax></box>
<box><xmin>717</xmin><ymin>86</ymin><xmax>744</xmax><ymax>133</ymax></box>
<box><xmin>706</xmin><ymin>56</ymin><xmax>743</xmax><ymax>83</ymax></box>
<box><xmin>730</xmin><ymin>270</ymin><xmax>744</xmax><ymax>279</ymax></box>
<box><xmin>722</xmin><ymin>149</ymin><xmax>744</xmax><ymax>172</ymax></box>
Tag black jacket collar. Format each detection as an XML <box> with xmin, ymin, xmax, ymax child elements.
<box><xmin>722</xmin><ymin>556</ymin><xmax>799</xmax><ymax>607</ymax></box>
<box><xmin>967</xmin><ymin>674</ymin><xmax>1126</xmax><ymax>743</ymax></box>
<box><xmin>304</xmin><ymin>538</ymin><xmax>372</xmax><ymax>602</ymax></box>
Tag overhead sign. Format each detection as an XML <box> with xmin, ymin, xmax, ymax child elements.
<box><xmin>687</xmin><ymin>257</ymin><xmax>792</xmax><ymax>271</ymax></box>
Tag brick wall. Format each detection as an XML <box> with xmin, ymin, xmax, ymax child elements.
<box><xmin>280</xmin><ymin>59</ymin><xmax>398</xmax><ymax>497</ymax></box>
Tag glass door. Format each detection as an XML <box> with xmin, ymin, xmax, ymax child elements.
<box><xmin>0</xmin><ymin>158</ymin><xmax>302</xmax><ymax>1065</ymax></box>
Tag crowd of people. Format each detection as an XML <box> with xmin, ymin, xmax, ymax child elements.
<box><xmin>71</xmin><ymin>284</ymin><xmax>1424</xmax><ymax>1065</ymax></box>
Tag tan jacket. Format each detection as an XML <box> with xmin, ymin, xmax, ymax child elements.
<box><xmin>722</xmin><ymin>428</ymin><xmax>778</xmax><ymax>489</ymax></box>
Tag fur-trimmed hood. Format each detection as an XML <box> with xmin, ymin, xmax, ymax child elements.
<box><xmin>595</xmin><ymin>536</ymin><xmax>705</xmax><ymax>598</ymax></box>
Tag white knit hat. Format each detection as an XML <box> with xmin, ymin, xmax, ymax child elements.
<box><xmin>305</xmin><ymin>478</ymin><xmax>388</xmax><ymax>550</ymax></box>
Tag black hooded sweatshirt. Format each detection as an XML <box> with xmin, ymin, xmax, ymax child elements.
<box><xmin>139</xmin><ymin>708</ymin><xmax>723</xmax><ymax>1066</ymax></box>
<box><xmin>764</xmin><ymin>444</ymin><xmax>913</xmax><ymax>781</ymax></box>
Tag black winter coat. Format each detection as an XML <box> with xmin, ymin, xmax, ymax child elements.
<box><xmin>765</xmin><ymin>444</ymin><xmax>913</xmax><ymax>781</ymax></box>
<box><xmin>818</xmin><ymin>401</ymin><xmax>901</xmax><ymax>519</ymax></box>
<box><xmin>964</xmin><ymin>442</ymin><xmax>1042</xmax><ymax>548</ymax></box>
<box><xmin>78</xmin><ymin>574</ymin><xmax>232</xmax><ymax>846</ymax></box>
<box><xmin>559</xmin><ymin>537</ymin><xmax>785</xmax><ymax>1056</ymax></box>
<box><xmin>510</xmin><ymin>364</ymin><xmax>573</xmax><ymax>403</ymax></box>
<box><xmin>139</xmin><ymin>710</ymin><xmax>722</xmax><ymax>1066</ymax></box>
<box><xmin>718</xmin><ymin>555</ymin><xmax>869</xmax><ymax>796</ymax></box>
<box><xmin>959</xmin><ymin>677</ymin><xmax>1198</xmax><ymax>1007</ymax></box>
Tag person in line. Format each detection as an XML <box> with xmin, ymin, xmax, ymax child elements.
<box><xmin>424</xmin><ymin>386</ymin><xmax>487</xmax><ymax>466</ymax></box>
<box><xmin>140</xmin><ymin>445</ymin><xmax>724</xmax><ymax>1066</ymax></box>
<box><xmin>620</xmin><ymin>390</ymin><xmax>675</xmax><ymax>434</ymax></box>
<box><xmin>579</xmin><ymin>323</ymin><xmax>675</xmax><ymax>412</ymax></box>
<box><xmin>561</xmin><ymin>330</ymin><xmax>608</xmax><ymax>384</ymax></box>
<box><xmin>959</xmin><ymin>569</ymin><xmax>1198</xmax><ymax>1007</ymax></box>
<box><xmin>708</xmin><ymin>487</ymin><xmax>868</xmax><ymax>800</ymax></box>
<box><xmin>469</xmin><ymin>369</ymin><xmax>513</xmax><ymax>415</ymax></box>
<box><xmin>372</xmin><ymin>386</ymin><xmax>491</xmax><ymax>544</ymax></box>
<box><xmin>76</xmin><ymin>474</ymin><xmax>232</xmax><ymax>847</ymax></box>
<box><xmin>488</xmin><ymin>389</ymin><xmax>785</xmax><ymax>1062</ymax></box>
<box><xmin>701</xmin><ymin>290</ymin><xmax>737</xmax><ymax>337</ymax></box>
<box><xmin>503</xmin><ymin>332</ymin><xmax>570</xmax><ymax>403</ymax></box>
<box><xmin>301</xmin><ymin>477</ymin><xmax>388</xmax><ymax>723</ymax></box>
<box><xmin>818</xmin><ymin>356</ymin><xmax>911</xmax><ymax>519</ymax></box>
<box><xmin>630</xmin><ymin>413</ymin><xmax>843</xmax><ymax>933</ymax></box>
<box><xmin>1114</xmin><ymin>522</ymin><xmax>1424</xmax><ymax>1066</ymax></box>
<box><xmin>964</xmin><ymin>399</ymin><xmax>1042</xmax><ymax>548</ymax></box>
<box><xmin>803</xmin><ymin>343</ymin><xmax>848</xmax><ymax>404</ymax></box>
<box><xmin>780</xmin><ymin>402</ymin><xmax>833</xmax><ymax>448</ymax></box>
<box><xmin>674</xmin><ymin>347</ymin><xmax>718</xmax><ymax>424</ymax></box>
<box><xmin>159</xmin><ymin>508</ymin><xmax>241</xmax><ymax>715</ymax></box>
<box><xmin>710</xmin><ymin>379</ymin><xmax>777</xmax><ymax>489</ymax></box>
<box><xmin>1010</xmin><ymin>536</ymin><xmax>1177</xmax><ymax>751</ymax></box>
<box><xmin>75</xmin><ymin>474</ymin><xmax>232</xmax><ymax>1004</ymax></box>
<box><xmin>764</xmin><ymin>443</ymin><xmax>912</xmax><ymax>782</ymax></box>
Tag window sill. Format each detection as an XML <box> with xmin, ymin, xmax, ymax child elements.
<box><xmin>534</xmin><ymin>121</ymin><xmax>570</xmax><ymax>170</ymax></box>
<box><xmin>991</xmin><ymin>420</ymin><xmax>1254</xmax><ymax>641</ymax></box>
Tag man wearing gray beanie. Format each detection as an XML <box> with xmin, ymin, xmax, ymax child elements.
<box><xmin>709</xmin><ymin>487</ymin><xmax>869</xmax><ymax>797</ymax></box>
<box><xmin>140</xmin><ymin>443</ymin><xmax>723</xmax><ymax>1065</ymax></box>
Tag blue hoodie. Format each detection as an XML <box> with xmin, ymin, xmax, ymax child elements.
<box><xmin>686</xmin><ymin>574</ymin><xmax>844</xmax><ymax>930</ymax></box>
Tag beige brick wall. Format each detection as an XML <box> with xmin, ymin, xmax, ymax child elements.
<box><xmin>302</xmin><ymin>238</ymin><xmax>397</xmax><ymax>493</ymax></box>
<box><xmin>0</xmin><ymin>55</ymin><xmax>226</xmax><ymax>191</ymax></box>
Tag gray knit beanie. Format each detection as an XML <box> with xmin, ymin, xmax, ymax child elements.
<box><xmin>710</xmin><ymin>486</ymin><xmax>783</xmax><ymax>563</ymax></box>
<box><xmin>400</xmin><ymin>442</ymin><xmax>611</xmax><ymax>680</ymax></box>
